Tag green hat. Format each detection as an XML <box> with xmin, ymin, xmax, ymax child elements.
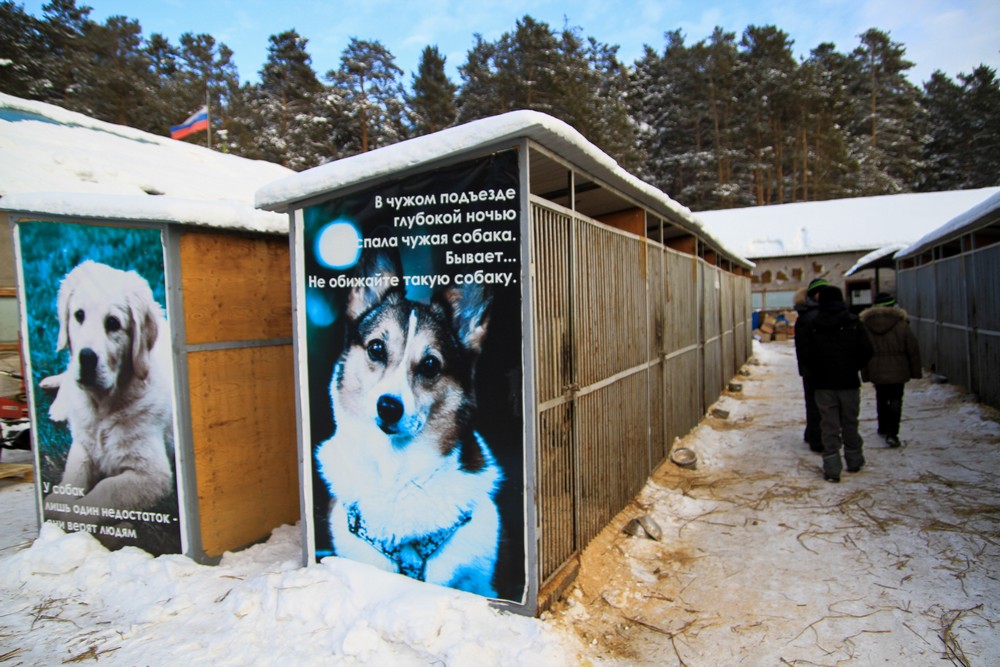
<box><xmin>807</xmin><ymin>278</ymin><xmax>829</xmax><ymax>294</ymax></box>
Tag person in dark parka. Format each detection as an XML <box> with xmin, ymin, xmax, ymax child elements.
<box><xmin>793</xmin><ymin>278</ymin><xmax>830</xmax><ymax>452</ymax></box>
<box><xmin>859</xmin><ymin>293</ymin><xmax>922</xmax><ymax>448</ymax></box>
<box><xmin>797</xmin><ymin>286</ymin><xmax>874</xmax><ymax>482</ymax></box>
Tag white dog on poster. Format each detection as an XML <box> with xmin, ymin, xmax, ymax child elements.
<box><xmin>42</xmin><ymin>260</ymin><xmax>174</xmax><ymax>513</ymax></box>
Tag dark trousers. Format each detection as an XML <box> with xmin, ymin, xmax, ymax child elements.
<box><xmin>815</xmin><ymin>388</ymin><xmax>864</xmax><ymax>477</ymax></box>
<box><xmin>875</xmin><ymin>383</ymin><xmax>905</xmax><ymax>437</ymax></box>
<box><xmin>802</xmin><ymin>378</ymin><xmax>822</xmax><ymax>450</ymax></box>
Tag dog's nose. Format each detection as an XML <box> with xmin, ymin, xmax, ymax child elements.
<box><xmin>78</xmin><ymin>348</ymin><xmax>98</xmax><ymax>385</ymax></box>
<box><xmin>377</xmin><ymin>395</ymin><xmax>404</xmax><ymax>425</ymax></box>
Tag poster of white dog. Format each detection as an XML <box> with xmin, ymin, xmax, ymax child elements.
<box><xmin>15</xmin><ymin>221</ymin><xmax>182</xmax><ymax>555</ymax></box>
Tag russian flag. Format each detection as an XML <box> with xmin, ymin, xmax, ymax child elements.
<box><xmin>170</xmin><ymin>106</ymin><xmax>209</xmax><ymax>139</ymax></box>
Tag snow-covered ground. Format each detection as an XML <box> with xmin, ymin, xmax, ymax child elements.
<box><xmin>2</xmin><ymin>340</ymin><xmax>999</xmax><ymax>665</ymax></box>
<box><xmin>548</xmin><ymin>341</ymin><xmax>1000</xmax><ymax>665</ymax></box>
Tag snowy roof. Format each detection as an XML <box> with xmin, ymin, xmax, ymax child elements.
<box><xmin>844</xmin><ymin>244</ymin><xmax>908</xmax><ymax>276</ymax></box>
<box><xmin>0</xmin><ymin>93</ymin><xmax>293</xmax><ymax>233</ymax></box>
<box><xmin>695</xmin><ymin>187</ymin><xmax>1000</xmax><ymax>259</ymax></box>
<box><xmin>255</xmin><ymin>110</ymin><xmax>750</xmax><ymax>268</ymax></box>
<box><xmin>897</xmin><ymin>190</ymin><xmax>1000</xmax><ymax>259</ymax></box>
<box><xmin>0</xmin><ymin>192</ymin><xmax>287</xmax><ymax>234</ymax></box>
<box><xmin>256</xmin><ymin>111</ymin><xmax>682</xmax><ymax>216</ymax></box>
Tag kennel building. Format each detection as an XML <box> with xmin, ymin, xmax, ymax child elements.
<box><xmin>3</xmin><ymin>193</ymin><xmax>299</xmax><ymax>561</ymax></box>
<box><xmin>256</xmin><ymin>110</ymin><xmax>753</xmax><ymax>615</ymax></box>
<box><xmin>895</xmin><ymin>190</ymin><xmax>1000</xmax><ymax>411</ymax></box>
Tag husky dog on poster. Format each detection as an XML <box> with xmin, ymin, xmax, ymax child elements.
<box><xmin>303</xmin><ymin>150</ymin><xmax>526</xmax><ymax>601</ymax></box>
<box><xmin>316</xmin><ymin>246</ymin><xmax>502</xmax><ymax>595</ymax></box>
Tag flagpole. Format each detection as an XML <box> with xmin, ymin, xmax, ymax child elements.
<box><xmin>205</xmin><ymin>86</ymin><xmax>212</xmax><ymax>150</ymax></box>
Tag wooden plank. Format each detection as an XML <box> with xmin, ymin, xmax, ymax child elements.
<box><xmin>666</xmin><ymin>235</ymin><xmax>697</xmax><ymax>255</ymax></box>
<box><xmin>0</xmin><ymin>463</ymin><xmax>33</xmax><ymax>481</ymax></box>
<box><xmin>596</xmin><ymin>208</ymin><xmax>645</xmax><ymax>237</ymax></box>
<box><xmin>186</xmin><ymin>344</ymin><xmax>299</xmax><ymax>557</ymax></box>
<box><xmin>180</xmin><ymin>231</ymin><xmax>291</xmax><ymax>345</ymax></box>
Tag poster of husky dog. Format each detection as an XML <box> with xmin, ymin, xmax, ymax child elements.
<box><xmin>15</xmin><ymin>221</ymin><xmax>182</xmax><ymax>555</ymax></box>
<box><xmin>300</xmin><ymin>149</ymin><xmax>526</xmax><ymax>602</ymax></box>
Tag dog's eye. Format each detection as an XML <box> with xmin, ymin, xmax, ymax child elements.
<box><xmin>74</xmin><ymin>309</ymin><xmax>85</xmax><ymax>324</ymax></box>
<box><xmin>366</xmin><ymin>339</ymin><xmax>387</xmax><ymax>363</ymax></box>
<box><xmin>416</xmin><ymin>355</ymin><xmax>441</xmax><ymax>380</ymax></box>
<box><xmin>105</xmin><ymin>316</ymin><xmax>122</xmax><ymax>333</ymax></box>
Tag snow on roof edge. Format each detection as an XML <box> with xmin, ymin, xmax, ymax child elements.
<box><xmin>1</xmin><ymin>92</ymin><xmax>172</xmax><ymax>146</ymax></box>
<box><xmin>896</xmin><ymin>190</ymin><xmax>1000</xmax><ymax>259</ymax></box>
<box><xmin>0</xmin><ymin>192</ymin><xmax>288</xmax><ymax>235</ymax></box>
<box><xmin>695</xmin><ymin>187</ymin><xmax>1000</xmax><ymax>260</ymax></box>
<box><xmin>844</xmin><ymin>244</ymin><xmax>907</xmax><ymax>276</ymax></box>
<box><xmin>254</xmin><ymin>111</ymin><xmax>752</xmax><ymax>269</ymax></box>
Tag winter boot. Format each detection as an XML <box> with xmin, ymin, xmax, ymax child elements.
<box><xmin>822</xmin><ymin>454</ymin><xmax>842</xmax><ymax>483</ymax></box>
<box><xmin>845</xmin><ymin>452</ymin><xmax>866</xmax><ymax>473</ymax></box>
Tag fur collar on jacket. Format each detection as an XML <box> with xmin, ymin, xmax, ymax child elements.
<box><xmin>860</xmin><ymin>304</ymin><xmax>909</xmax><ymax>335</ymax></box>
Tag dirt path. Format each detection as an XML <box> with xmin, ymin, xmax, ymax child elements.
<box><xmin>550</xmin><ymin>341</ymin><xmax>1000</xmax><ymax>666</ymax></box>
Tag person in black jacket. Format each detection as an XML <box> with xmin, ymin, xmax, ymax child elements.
<box><xmin>797</xmin><ymin>286</ymin><xmax>874</xmax><ymax>483</ymax></box>
<box><xmin>793</xmin><ymin>278</ymin><xmax>830</xmax><ymax>452</ymax></box>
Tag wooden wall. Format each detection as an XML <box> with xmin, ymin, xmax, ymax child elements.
<box><xmin>178</xmin><ymin>231</ymin><xmax>298</xmax><ymax>558</ymax></box>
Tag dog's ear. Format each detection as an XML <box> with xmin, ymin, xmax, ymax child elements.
<box><xmin>54</xmin><ymin>265</ymin><xmax>78</xmax><ymax>351</ymax></box>
<box><xmin>125</xmin><ymin>272</ymin><xmax>160</xmax><ymax>381</ymax></box>
<box><xmin>441</xmin><ymin>283</ymin><xmax>493</xmax><ymax>355</ymax></box>
<box><xmin>345</xmin><ymin>248</ymin><xmax>403</xmax><ymax>322</ymax></box>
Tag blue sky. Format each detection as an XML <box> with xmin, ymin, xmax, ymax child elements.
<box><xmin>21</xmin><ymin>0</ymin><xmax>1000</xmax><ymax>86</ymax></box>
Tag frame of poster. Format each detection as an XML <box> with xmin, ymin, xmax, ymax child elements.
<box><xmin>292</xmin><ymin>145</ymin><xmax>537</xmax><ymax>613</ymax></box>
<box><xmin>12</xmin><ymin>218</ymin><xmax>187</xmax><ymax>556</ymax></box>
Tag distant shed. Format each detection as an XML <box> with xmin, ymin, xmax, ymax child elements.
<box><xmin>257</xmin><ymin>110</ymin><xmax>753</xmax><ymax>614</ymax></box>
<box><xmin>696</xmin><ymin>188</ymin><xmax>1000</xmax><ymax>312</ymax></box>
<box><xmin>3</xmin><ymin>193</ymin><xmax>298</xmax><ymax>561</ymax></box>
<box><xmin>895</xmin><ymin>191</ymin><xmax>1000</xmax><ymax>410</ymax></box>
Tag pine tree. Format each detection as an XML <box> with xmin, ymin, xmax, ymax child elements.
<box><xmin>457</xmin><ymin>16</ymin><xmax>637</xmax><ymax>170</ymax></box>
<box><xmin>738</xmin><ymin>25</ymin><xmax>798</xmax><ymax>205</ymax></box>
<box><xmin>559</xmin><ymin>30</ymin><xmax>641</xmax><ymax>172</ymax></box>
<box><xmin>74</xmin><ymin>15</ymin><xmax>154</xmax><ymax>126</ymax></box>
<box><xmin>921</xmin><ymin>66</ymin><xmax>1000</xmax><ymax>190</ymax></box>
<box><xmin>798</xmin><ymin>43</ymin><xmax>861</xmax><ymax>200</ymax></box>
<box><xmin>239</xmin><ymin>29</ymin><xmax>325</xmax><ymax>169</ymax></box>
<box><xmin>455</xmin><ymin>35</ymin><xmax>500</xmax><ymax>121</ymax></box>
<box><xmin>171</xmin><ymin>34</ymin><xmax>240</xmax><ymax>140</ymax></box>
<box><xmin>36</xmin><ymin>0</ymin><xmax>94</xmax><ymax>106</ymax></box>
<box><xmin>328</xmin><ymin>38</ymin><xmax>407</xmax><ymax>154</ymax></box>
<box><xmin>631</xmin><ymin>32</ymin><xmax>717</xmax><ymax>208</ymax></box>
<box><xmin>920</xmin><ymin>70</ymin><xmax>966</xmax><ymax>190</ymax></box>
<box><xmin>0</xmin><ymin>1</ymin><xmax>47</xmax><ymax>98</ymax></box>
<box><xmin>957</xmin><ymin>65</ymin><xmax>1000</xmax><ymax>188</ymax></box>
<box><xmin>142</xmin><ymin>33</ymin><xmax>183</xmax><ymax>137</ymax></box>
<box><xmin>407</xmin><ymin>45</ymin><xmax>457</xmax><ymax>136</ymax></box>
<box><xmin>849</xmin><ymin>28</ymin><xmax>923</xmax><ymax>194</ymax></box>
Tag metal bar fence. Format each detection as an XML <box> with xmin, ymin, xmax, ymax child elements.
<box><xmin>530</xmin><ymin>199</ymin><xmax>752</xmax><ymax>586</ymax></box>
<box><xmin>897</xmin><ymin>242</ymin><xmax>1000</xmax><ymax>410</ymax></box>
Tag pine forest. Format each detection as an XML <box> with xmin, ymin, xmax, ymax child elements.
<box><xmin>2</xmin><ymin>1</ymin><xmax>998</xmax><ymax>211</ymax></box>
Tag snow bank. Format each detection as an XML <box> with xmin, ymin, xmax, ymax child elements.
<box><xmin>0</xmin><ymin>523</ymin><xmax>582</xmax><ymax>666</ymax></box>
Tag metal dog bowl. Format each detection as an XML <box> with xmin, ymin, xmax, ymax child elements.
<box><xmin>670</xmin><ymin>447</ymin><xmax>697</xmax><ymax>469</ymax></box>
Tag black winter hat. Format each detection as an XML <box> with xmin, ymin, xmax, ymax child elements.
<box><xmin>817</xmin><ymin>285</ymin><xmax>844</xmax><ymax>304</ymax></box>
